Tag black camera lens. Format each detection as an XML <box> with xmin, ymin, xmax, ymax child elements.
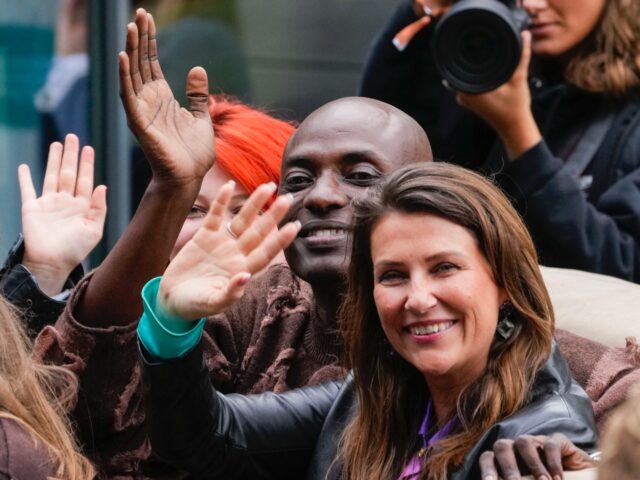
<box><xmin>433</xmin><ymin>0</ymin><xmax>529</xmax><ymax>94</ymax></box>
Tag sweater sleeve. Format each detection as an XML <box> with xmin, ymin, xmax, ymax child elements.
<box><xmin>502</xmin><ymin>140</ymin><xmax>640</xmax><ymax>282</ymax></box>
<box><xmin>141</xmin><ymin>341</ymin><xmax>343</xmax><ymax>479</ymax></box>
<box><xmin>137</xmin><ymin>277</ymin><xmax>205</xmax><ymax>360</ymax></box>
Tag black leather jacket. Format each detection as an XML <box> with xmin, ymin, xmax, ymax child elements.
<box><xmin>0</xmin><ymin>235</ymin><xmax>84</xmax><ymax>337</ymax></box>
<box><xmin>142</xmin><ymin>341</ymin><xmax>597</xmax><ymax>479</ymax></box>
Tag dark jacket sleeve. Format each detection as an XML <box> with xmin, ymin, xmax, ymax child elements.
<box><xmin>0</xmin><ymin>235</ymin><xmax>84</xmax><ymax>336</ymax></box>
<box><xmin>141</xmin><ymin>341</ymin><xmax>342</xmax><ymax>479</ymax></box>
<box><xmin>502</xmin><ymin>140</ymin><xmax>640</xmax><ymax>282</ymax></box>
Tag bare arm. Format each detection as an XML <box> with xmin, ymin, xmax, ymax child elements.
<box><xmin>75</xmin><ymin>8</ymin><xmax>215</xmax><ymax>327</ymax></box>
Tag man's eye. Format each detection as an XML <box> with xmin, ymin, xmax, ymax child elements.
<box><xmin>283</xmin><ymin>173</ymin><xmax>313</xmax><ymax>191</ymax></box>
<box><xmin>346</xmin><ymin>169</ymin><xmax>381</xmax><ymax>186</ymax></box>
<box><xmin>187</xmin><ymin>206</ymin><xmax>207</xmax><ymax>218</ymax></box>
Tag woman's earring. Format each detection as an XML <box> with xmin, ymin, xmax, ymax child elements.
<box><xmin>496</xmin><ymin>301</ymin><xmax>516</xmax><ymax>340</ymax></box>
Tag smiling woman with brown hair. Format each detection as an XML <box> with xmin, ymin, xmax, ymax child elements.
<box><xmin>138</xmin><ymin>162</ymin><xmax>597</xmax><ymax>480</ymax></box>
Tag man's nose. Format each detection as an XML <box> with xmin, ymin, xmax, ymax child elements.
<box><xmin>302</xmin><ymin>171</ymin><xmax>349</xmax><ymax>213</ymax></box>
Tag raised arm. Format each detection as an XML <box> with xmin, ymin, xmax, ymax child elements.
<box><xmin>75</xmin><ymin>8</ymin><xmax>216</xmax><ymax>327</ymax></box>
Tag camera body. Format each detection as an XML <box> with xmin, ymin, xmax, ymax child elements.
<box><xmin>432</xmin><ymin>0</ymin><xmax>530</xmax><ymax>93</ymax></box>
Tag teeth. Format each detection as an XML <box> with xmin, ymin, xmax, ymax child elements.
<box><xmin>307</xmin><ymin>229</ymin><xmax>345</xmax><ymax>237</ymax></box>
<box><xmin>409</xmin><ymin>322</ymin><xmax>454</xmax><ymax>336</ymax></box>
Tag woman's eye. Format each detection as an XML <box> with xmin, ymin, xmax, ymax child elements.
<box><xmin>187</xmin><ymin>206</ymin><xmax>207</xmax><ymax>218</ymax></box>
<box><xmin>377</xmin><ymin>270</ymin><xmax>405</xmax><ymax>284</ymax></box>
<box><xmin>433</xmin><ymin>262</ymin><xmax>459</xmax><ymax>274</ymax></box>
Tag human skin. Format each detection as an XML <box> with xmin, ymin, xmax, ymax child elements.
<box><xmin>279</xmin><ymin>97</ymin><xmax>432</xmax><ymax>330</ymax></box>
<box><xmin>371</xmin><ymin>211</ymin><xmax>506</xmax><ymax>423</ymax></box>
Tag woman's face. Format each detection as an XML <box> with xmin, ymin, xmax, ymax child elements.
<box><xmin>521</xmin><ymin>0</ymin><xmax>606</xmax><ymax>57</ymax></box>
<box><xmin>371</xmin><ymin>212</ymin><xmax>506</xmax><ymax>387</ymax></box>
<box><xmin>170</xmin><ymin>164</ymin><xmax>249</xmax><ymax>260</ymax></box>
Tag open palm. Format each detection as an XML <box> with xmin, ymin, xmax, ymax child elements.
<box><xmin>19</xmin><ymin>134</ymin><xmax>106</xmax><ymax>295</ymax></box>
<box><xmin>159</xmin><ymin>183</ymin><xmax>299</xmax><ymax>320</ymax></box>
<box><xmin>119</xmin><ymin>9</ymin><xmax>214</xmax><ymax>186</ymax></box>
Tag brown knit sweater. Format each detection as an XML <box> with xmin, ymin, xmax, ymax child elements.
<box><xmin>35</xmin><ymin>264</ymin><xmax>346</xmax><ymax>479</ymax></box>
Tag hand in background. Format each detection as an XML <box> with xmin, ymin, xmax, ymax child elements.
<box><xmin>19</xmin><ymin>134</ymin><xmax>107</xmax><ymax>297</ymax></box>
<box><xmin>119</xmin><ymin>8</ymin><xmax>215</xmax><ymax>189</ymax></box>
<box><xmin>455</xmin><ymin>31</ymin><xmax>542</xmax><ymax>160</ymax></box>
<box><xmin>158</xmin><ymin>183</ymin><xmax>300</xmax><ymax>320</ymax></box>
<box><xmin>479</xmin><ymin>433</ymin><xmax>597</xmax><ymax>480</ymax></box>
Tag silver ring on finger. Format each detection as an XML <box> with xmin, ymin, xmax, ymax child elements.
<box><xmin>225</xmin><ymin>221</ymin><xmax>239</xmax><ymax>239</ymax></box>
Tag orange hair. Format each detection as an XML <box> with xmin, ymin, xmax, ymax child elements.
<box><xmin>208</xmin><ymin>95</ymin><xmax>296</xmax><ymax>200</ymax></box>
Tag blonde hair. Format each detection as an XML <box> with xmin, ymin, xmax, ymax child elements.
<box><xmin>339</xmin><ymin>163</ymin><xmax>553</xmax><ymax>479</ymax></box>
<box><xmin>564</xmin><ymin>0</ymin><xmax>640</xmax><ymax>95</ymax></box>
<box><xmin>0</xmin><ymin>296</ymin><xmax>94</xmax><ymax>479</ymax></box>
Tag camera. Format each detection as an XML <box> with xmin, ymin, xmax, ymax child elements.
<box><xmin>432</xmin><ymin>0</ymin><xmax>530</xmax><ymax>93</ymax></box>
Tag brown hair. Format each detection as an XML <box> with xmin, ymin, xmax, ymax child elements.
<box><xmin>0</xmin><ymin>296</ymin><xmax>94</xmax><ymax>479</ymax></box>
<box><xmin>339</xmin><ymin>162</ymin><xmax>554</xmax><ymax>479</ymax></box>
<box><xmin>564</xmin><ymin>0</ymin><xmax>640</xmax><ymax>95</ymax></box>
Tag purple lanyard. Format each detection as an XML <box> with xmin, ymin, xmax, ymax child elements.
<box><xmin>398</xmin><ymin>400</ymin><xmax>457</xmax><ymax>480</ymax></box>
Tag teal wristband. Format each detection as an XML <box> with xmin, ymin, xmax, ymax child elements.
<box><xmin>137</xmin><ymin>277</ymin><xmax>206</xmax><ymax>359</ymax></box>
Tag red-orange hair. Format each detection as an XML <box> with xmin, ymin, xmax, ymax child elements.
<box><xmin>208</xmin><ymin>95</ymin><xmax>295</xmax><ymax>199</ymax></box>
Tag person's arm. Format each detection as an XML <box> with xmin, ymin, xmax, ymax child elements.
<box><xmin>74</xmin><ymin>8</ymin><xmax>216</xmax><ymax>328</ymax></box>
<box><xmin>141</xmin><ymin>342</ymin><xmax>342</xmax><ymax>478</ymax></box>
<box><xmin>500</xmin><ymin>141</ymin><xmax>640</xmax><ymax>281</ymax></box>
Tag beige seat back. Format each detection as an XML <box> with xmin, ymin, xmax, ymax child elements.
<box><xmin>540</xmin><ymin>266</ymin><xmax>640</xmax><ymax>347</ymax></box>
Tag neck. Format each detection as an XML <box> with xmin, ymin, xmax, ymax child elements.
<box><xmin>309</xmin><ymin>277</ymin><xmax>345</xmax><ymax>329</ymax></box>
<box><xmin>424</xmin><ymin>365</ymin><xmax>487</xmax><ymax>427</ymax></box>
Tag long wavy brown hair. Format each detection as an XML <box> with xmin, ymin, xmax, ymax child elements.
<box><xmin>0</xmin><ymin>296</ymin><xmax>94</xmax><ymax>479</ymax></box>
<box><xmin>563</xmin><ymin>0</ymin><xmax>640</xmax><ymax>94</ymax></box>
<box><xmin>338</xmin><ymin>163</ymin><xmax>554</xmax><ymax>480</ymax></box>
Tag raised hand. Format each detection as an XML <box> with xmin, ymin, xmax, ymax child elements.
<box><xmin>19</xmin><ymin>134</ymin><xmax>107</xmax><ymax>296</ymax></box>
<box><xmin>119</xmin><ymin>8</ymin><xmax>215</xmax><ymax>188</ymax></box>
<box><xmin>158</xmin><ymin>183</ymin><xmax>300</xmax><ymax>320</ymax></box>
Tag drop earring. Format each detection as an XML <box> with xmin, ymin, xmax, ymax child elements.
<box><xmin>496</xmin><ymin>301</ymin><xmax>516</xmax><ymax>340</ymax></box>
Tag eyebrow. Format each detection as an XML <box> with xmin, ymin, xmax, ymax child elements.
<box><xmin>373</xmin><ymin>251</ymin><xmax>468</xmax><ymax>268</ymax></box>
<box><xmin>285</xmin><ymin>150</ymin><xmax>386</xmax><ymax>170</ymax></box>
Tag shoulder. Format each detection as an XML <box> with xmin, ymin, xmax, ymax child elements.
<box><xmin>0</xmin><ymin>417</ymin><xmax>55</xmax><ymax>480</ymax></box>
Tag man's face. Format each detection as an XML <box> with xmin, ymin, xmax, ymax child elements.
<box><xmin>279</xmin><ymin>98</ymin><xmax>431</xmax><ymax>285</ymax></box>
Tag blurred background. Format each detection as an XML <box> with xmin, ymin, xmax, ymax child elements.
<box><xmin>0</xmin><ymin>0</ymin><xmax>394</xmax><ymax>261</ymax></box>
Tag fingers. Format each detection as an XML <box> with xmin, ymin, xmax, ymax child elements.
<box><xmin>237</xmin><ymin>192</ymin><xmax>291</xmax><ymax>255</ymax></box>
<box><xmin>125</xmin><ymin>22</ymin><xmax>143</xmax><ymax>93</ymax></box>
<box><xmin>202</xmin><ymin>181</ymin><xmax>235</xmax><ymax>232</ymax></box>
<box><xmin>492</xmin><ymin>438</ymin><xmax>522</xmax><ymax>479</ymax></box>
<box><xmin>186</xmin><ymin>66</ymin><xmax>211</xmax><ymax>121</ymax></box>
<box><xmin>75</xmin><ymin>145</ymin><xmax>95</xmax><ymax>199</ymax></box>
<box><xmin>513</xmin><ymin>435</ymin><xmax>553</xmax><ymax>479</ymax></box>
<box><xmin>479</xmin><ymin>451</ymin><xmax>499</xmax><ymax>480</ymax></box>
<box><xmin>147</xmin><ymin>12</ymin><xmax>164</xmax><ymax>80</ymax></box>
<box><xmin>246</xmin><ymin>220</ymin><xmax>300</xmax><ymax>274</ymax></box>
<box><xmin>17</xmin><ymin>164</ymin><xmax>37</xmax><ymax>204</ymax></box>
<box><xmin>58</xmin><ymin>134</ymin><xmax>81</xmax><ymax>194</ymax></box>
<box><xmin>118</xmin><ymin>51</ymin><xmax>135</xmax><ymax>113</ymax></box>
<box><xmin>87</xmin><ymin>185</ymin><xmax>108</xmax><ymax>229</ymax></box>
<box><xmin>42</xmin><ymin>141</ymin><xmax>63</xmax><ymax>194</ymax></box>
<box><xmin>135</xmin><ymin>9</ymin><xmax>152</xmax><ymax>83</ymax></box>
<box><xmin>229</xmin><ymin>182</ymin><xmax>277</xmax><ymax>243</ymax></box>
<box><xmin>518</xmin><ymin>30</ymin><xmax>532</xmax><ymax>76</ymax></box>
<box><xmin>222</xmin><ymin>272</ymin><xmax>253</xmax><ymax>304</ymax></box>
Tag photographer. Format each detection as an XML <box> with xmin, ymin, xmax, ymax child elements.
<box><xmin>360</xmin><ymin>0</ymin><xmax>640</xmax><ymax>283</ymax></box>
